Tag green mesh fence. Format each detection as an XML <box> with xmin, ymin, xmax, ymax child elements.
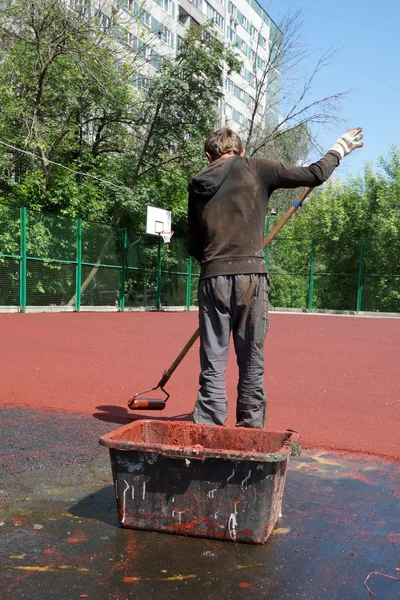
<box><xmin>312</xmin><ymin>274</ymin><xmax>359</xmax><ymax>311</ymax></box>
<box><xmin>125</xmin><ymin>234</ymin><xmax>158</xmax><ymax>307</ymax></box>
<box><xmin>82</xmin><ymin>220</ymin><xmax>120</xmax><ymax>266</ymax></box>
<box><xmin>266</xmin><ymin>233</ymin><xmax>311</xmax><ymax>309</ymax></box>
<box><xmin>161</xmin><ymin>237</ymin><xmax>190</xmax><ymax>307</ymax></box>
<box><xmin>0</xmin><ymin>204</ymin><xmax>20</xmax><ymax>255</ymax></box>
<box><xmin>0</xmin><ymin>203</ymin><xmax>398</xmax><ymax>313</ymax></box>
<box><xmin>362</xmin><ymin>276</ymin><xmax>400</xmax><ymax>312</ymax></box>
<box><xmin>160</xmin><ymin>274</ymin><xmax>187</xmax><ymax>306</ymax></box>
<box><xmin>26</xmin><ymin>210</ymin><xmax>76</xmax><ymax>262</ymax></box>
<box><xmin>0</xmin><ymin>204</ymin><xmax>20</xmax><ymax>306</ymax></box>
<box><xmin>26</xmin><ymin>260</ymin><xmax>75</xmax><ymax>306</ymax></box>
<box><xmin>0</xmin><ymin>258</ymin><xmax>19</xmax><ymax>305</ymax></box>
<box><xmin>269</xmin><ymin>272</ymin><xmax>310</xmax><ymax>309</ymax></box>
<box><xmin>25</xmin><ymin>211</ymin><xmax>76</xmax><ymax>306</ymax></box>
<box><xmin>80</xmin><ymin>265</ymin><xmax>120</xmax><ymax>306</ymax></box>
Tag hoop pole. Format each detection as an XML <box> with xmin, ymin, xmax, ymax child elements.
<box><xmin>156</xmin><ymin>234</ymin><xmax>162</xmax><ymax>310</ymax></box>
<box><xmin>119</xmin><ymin>227</ymin><xmax>128</xmax><ymax>311</ymax></box>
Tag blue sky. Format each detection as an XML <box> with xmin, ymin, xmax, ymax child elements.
<box><xmin>261</xmin><ymin>0</ymin><xmax>400</xmax><ymax>179</ymax></box>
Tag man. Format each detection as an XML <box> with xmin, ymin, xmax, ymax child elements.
<box><xmin>187</xmin><ymin>127</ymin><xmax>363</xmax><ymax>428</ymax></box>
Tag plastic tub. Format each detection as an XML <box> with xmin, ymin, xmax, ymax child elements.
<box><xmin>99</xmin><ymin>420</ymin><xmax>298</xmax><ymax>544</ymax></box>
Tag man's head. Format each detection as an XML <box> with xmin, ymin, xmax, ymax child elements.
<box><xmin>204</xmin><ymin>128</ymin><xmax>244</xmax><ymax>162</ymax></box>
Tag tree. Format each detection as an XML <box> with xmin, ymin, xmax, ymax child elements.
<box><xmin>0</xmin><ymin>0</ymin><xmax>141</xmax><ymax>217</ymax></box>
<box><xmin>235</xmin><ymin>10</ymin><xmax>348</xmax><ymax>159</ymax></box>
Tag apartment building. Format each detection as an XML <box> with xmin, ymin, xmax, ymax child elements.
<box><xmin>94</xmin><ymin>0</ymin><xmax>281</xmax><ymax>130</ymax></box>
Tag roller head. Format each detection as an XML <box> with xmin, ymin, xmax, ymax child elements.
<box><xmin>128</xmin><ymin>384</ymin><xmax>170</xmax><ymax>411</ymax></box>
<box><xmin>128</xmin><ymin>398</ymin><xmax>166</xmax><ymax>410</ymax></box>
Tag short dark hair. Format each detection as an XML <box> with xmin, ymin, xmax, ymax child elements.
<box><xmin>204</xmin><ymin>128</ymin><xmax>243</xmax><ymax>160</ymax></box>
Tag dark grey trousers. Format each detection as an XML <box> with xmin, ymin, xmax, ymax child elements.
<box><xmin>193</xmin><ymin>274</ymin><xmax>270</xmax><ymax>428</ymax></box>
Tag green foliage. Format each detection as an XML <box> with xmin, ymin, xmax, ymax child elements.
<box><xmin>268</xmin><ymin>149</ymin><xmax>400</xmax><ymax>312</ymax></box>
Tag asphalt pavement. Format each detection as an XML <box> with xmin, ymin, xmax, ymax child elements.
<box><xmin>1</xmin><ymin>407</ymin><xmax>399</xmax><ymax>600</ymax></box>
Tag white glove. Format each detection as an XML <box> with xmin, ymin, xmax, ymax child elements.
<box><xmin>330</xmin><ymin>127</ymin><xmax>364</xmax><ymax>159</ymax></box>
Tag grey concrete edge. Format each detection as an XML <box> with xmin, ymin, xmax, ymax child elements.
<box><xmin>0</xmin><ymin>306</ymin><xmax>398</xmax><ymax>318</ymax></box>
<box><xmin>269</xmin><ymin>307</ymin><xmax>400</xmax><ymax>318</ymax></box>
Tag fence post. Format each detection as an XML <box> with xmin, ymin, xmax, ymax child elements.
<box><xmin>119</xmin><ymin>227</ymin><xmax>128</xmax><ymax>312</ymax></box>
<box><xmin>307</xmin><ymin>238</ymin><xmax>316</xmax><ymax>310</ymax></box>
<box><xmin>156</xmin><ymin>235</ymin><xmax>162</xmax><ymax>311</ymax></box>
<box><xmin>356</xmin><ymin>239</ymin><xmax>365</xmax><ymax>312</ymax></box>
<box><xmin>19</xmin><ymin>207</ymin><xmax>27</xmax><ymax>313</ymax></box>
<box><xmin>186</xmin><ymin>255</ymin><xmax>192</xmax><ymax>310</ymax></box>
<box><xmin>75</xmin><ymin>218</ymin><xmax>82</xmax><ymax>312</ymax></box>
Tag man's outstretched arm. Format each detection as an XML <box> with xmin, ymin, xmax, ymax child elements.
<box><xmin>258</xmin><ymin>128</ymin><xmax>364</xmax><ymax>191</ymax></box>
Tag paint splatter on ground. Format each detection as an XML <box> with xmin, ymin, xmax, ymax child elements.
<box><xmin>0</xmin><ymin>408</ymin><xmax>399</xmax><ymax>599</ymax></box>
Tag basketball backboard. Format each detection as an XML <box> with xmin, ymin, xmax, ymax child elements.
<box><xmin>146</xmin><ymin>206</ymin><xmax>172</xmax><ymax>236</ymax></box>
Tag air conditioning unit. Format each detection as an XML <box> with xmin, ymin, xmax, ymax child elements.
<box><xmin>229</xmin><ymin>14</ymin><xmax>235</xmax><ymax>22</ymax></box>
<box><xmin>234</xmin><ymin>18</ymin><xmax>239</xmax><ymax>26</ymax></box>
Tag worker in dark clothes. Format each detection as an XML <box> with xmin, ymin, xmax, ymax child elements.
<box><xmin>187</xmin><ymin>127</ymin><xmax>363</xmax><ymax>428</ymax></box>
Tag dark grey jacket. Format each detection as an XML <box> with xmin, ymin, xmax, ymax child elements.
<box><xmin>187</xmin><ymin>151</ymin><xmax>340</xmax><ymax>279</ymax></box>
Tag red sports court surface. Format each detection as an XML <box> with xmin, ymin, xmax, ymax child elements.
<box><xmin>1</xmin><ymin>312</ymin><xmax>399</xmax><ymax>460</ymax></box>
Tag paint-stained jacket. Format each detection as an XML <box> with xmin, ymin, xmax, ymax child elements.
<box><xmin>187</xmin><ymin>151</ymin><xmax>340</xmax><ymax>279</ymax></box>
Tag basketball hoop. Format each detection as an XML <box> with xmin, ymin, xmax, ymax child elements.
<box><xmin>157</xmin><ymin>230</ymin><xmax>174</xmax><ymax>244</ymax></box>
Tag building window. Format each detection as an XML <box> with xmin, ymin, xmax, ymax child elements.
<box><xmin>257</xmin><ymin>56</ymin><xmax>265</xmax><ymax>70</ymax></box>
<box><xmin>228</xmin><ymin>1</ymin><xmax>236</xmax><ymax>17</ymax></box>
<box><xmin>205</xmin><ymin>1</ymin><xmax>224</xmax><ymax>30</ymax></box>
<box><xmin>192</xmin><ymin>0</ymin><xmax>202</xmax><ymax>10</ymax></box>
<box><xmin>225</xmin><ymin>104</ymin><xmax>233</xmax><ymax>119</ymax></box>
<box><xmin>241</xmin><ymin>66</ymin><xmax>256</xmax><ymax>88</ymax></box>
<box><xmin>225</xmin><ymin>78</ymin><xmax>234</xmax><ymax>93</ymax></box>
<box><xmin>232</xmin><ymin>108</ymin><xmax>245</xmax><ymax>125</ymax></box>
<box><xmin>241</xmin><ymin>16</ymin><xmax>248</xmax><ymax>30</ymax></box>
<box><xmin>156</xmin><ymin>0</ymin><xmax>172</xmax><ymax>15</ymax></box>
<box><xmin>149</xmin><ymin>50</ymin><xmax>162</xmax><ymax>70</ymax></box>
<box><xmin>248</xmin><ymin>47</ymin><xmax>255</xmax><ymax>62</ymax></box>
<box><xmin>259</xmin><ymin>34</ymin><xmax>266</xmax><ymax>48</ymax></box>
<box><xmin>126</xmin><ymin>31</ymin><xmax>138</xmax><ymax>48</ymax></box>
<box><xmin>158</xmin><ymin>25</ymin><xmax>173</xmax><ymax>47</ymax></box>
<box><xmin>227</xmin><ymin>26</ymin><xmax>235</xmax><ymax>42</ymax></box>
<box><xmin>133</xmin><ymin>75</ymin><xmax>148</xmax><ymax>89</ymax></box>
<box><xmin>97</xmin><ymin>11</ymin><xmax>110</xmax><ymax>32</ymax></box>
<box><xmin>177</xmin><ymin>35</ymin><xmax>183</xmax><ymax>51</ymax></box>
<box><xmin>215</xmin><ymin>12</ymin><xmax>224</xmax><ymax>29</ymax></box>
<box><xmin>70</xmin><ymin>0</ymin><xmax>90</xmax><ymax>15</ymax></box>
<box><xmin>142</xmin><ymin>10</ymin><xmax>151</xmax><ymax>29</ymax></box>
<box><xmin>249</xmin><ymin>24</ymin><xmax>257</xmax><ymax>39</ymax></box>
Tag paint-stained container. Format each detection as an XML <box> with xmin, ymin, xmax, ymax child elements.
<box><xmin>99</xmin><ymin>420</ymin><xmax>299</xmax><ymax>544</ymax></box>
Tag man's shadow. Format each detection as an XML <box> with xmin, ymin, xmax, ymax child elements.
<box><xmin>93</xmin><ymin>404</ymin><xmax>192</xmax><ymax>425</ymax></box>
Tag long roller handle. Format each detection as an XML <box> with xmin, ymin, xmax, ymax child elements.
<box><xmin>157</xmin><ymin>328</ymin><xmax>202</xmax><ymax>387</ymax></box>
<box><xmin>159</xmin><ymin>186</ymin><xmax>314</xmax><ymax>387</ymax></box>
<box><xmin>263</xmin><ymin>186</ymin><xmax>314</xmax><ymax>248</ymax></box>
